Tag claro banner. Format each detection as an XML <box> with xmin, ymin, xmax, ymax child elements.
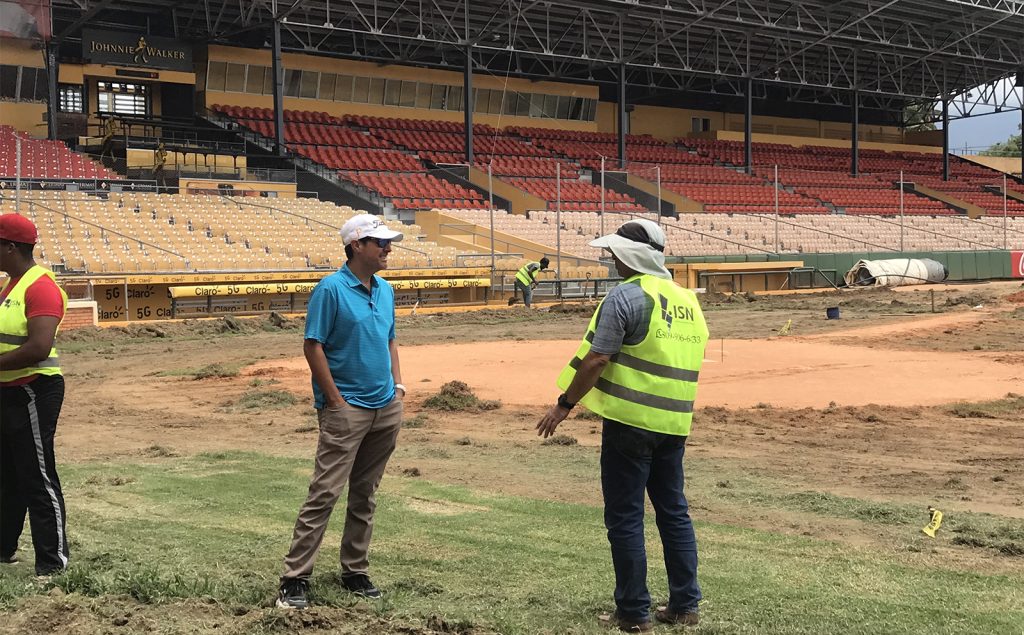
<box><xmin>82</xmin><ymin>29</ymin><xmax>192</xmax><ymax>72</ymax></box>
<box><xmin>1012</xmin><ymin>251</ymin><xmax>1024</xmax><ymax>279</ymax></box>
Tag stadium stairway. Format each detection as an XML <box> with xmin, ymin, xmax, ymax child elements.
<box><xmin>427</xmin><ymin>164</ymin><xmax>512</xmax><ymax>213</ymax></box>
<box><xmin>600</xmin><ymin>171</ymin><xmax>676</xmax><ymax>216</ymax></box>
<box><xmin>202</xmin><ymin>108</ymin><xmax>383</xmax><ymax>211</ymax></box>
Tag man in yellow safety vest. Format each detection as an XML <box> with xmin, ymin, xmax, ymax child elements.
<box><xmin>508</xmin><ymin>257</ymin><xmax>549</xmax><ymax>307</ymax></box>
<box><xmin>537</xmin><ymin>219</ymin><xmax>708</xmax><ymax>632</ymax></box>
<box><xmin>0</xmin><ymin>214</ymin><xmax>69</xmax><ymax>576</ymax></box>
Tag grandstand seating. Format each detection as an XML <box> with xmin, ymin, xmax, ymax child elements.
<box><xmin>501</xmin><ymin>177</ymin><xmax>646</xmax><ymax>212</ymax></box>
<box><xmin>345</xmin><ymin>172</ymin><xmax>487</xmax><ymax>210</ymax></box>
<box><xmin>4</xmin><ymin>190</ymin><xmax>1022</xmax><ymax>275</ymax></box>
<box><xmin>511</xmin><ymin>127</ymin><xmax>707</xmax><ymax>171</ymax></box>
<box><xmin>442</xmin><ymin>207</ymin><xmax>605</xmax><ymax>260</ymax></box>
<box><xmin>473</xmin><ymin>157</ymin><xmax>579</xmax><ymax>179</ymax></box>
<box><xmin>210</xmin><ymin>104</ymin><xmax>1024</xmax><ymax>221</ymax></box>
<box><xmin>211</xmin><ymin>106</ymin><xmax>646</xmax><ymax>213</ymax></box>
<box><xmin>676</xmin><ymin>137</ymin><xmax>1022</xmax><ymax>216</ymax></box>
<box><xmin>0</xmin><ymin>126</ymin><xmax>116</xmax><ymax>180</ymax></box>
<box><xmin>290</xmin><ymin>145</ymin><xmax>425</xmax><ymax>172</ymax></box>
<box><xmin>212</xmin><ymin>106</ymin><xmax>490</xmax><ymax>210</ymax></box>
<box><xmin>528</xmin><ymin>209</ymin><xmax>1024</xmax><ymax>256</ymax></box>
<box><xmin>1</xmin><ymin>192</ymin><xmax>474</xmax><ymax>272</ymax></box>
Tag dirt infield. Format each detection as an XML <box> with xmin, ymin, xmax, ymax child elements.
<box><xmin>249</xmin><ymin>335</ymin><xmax>1021</xmax><ymax>410</ymax></box>
<box><xmin>249</xmin><ymin>305</ymin><xmax>1022</xmax><ymax>409</ymax></box>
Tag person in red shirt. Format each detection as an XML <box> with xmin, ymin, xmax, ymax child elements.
<box><xmin>0</xmin><ymin>214</ymin><xmax>69</xmax><ymax>576</ymax></box>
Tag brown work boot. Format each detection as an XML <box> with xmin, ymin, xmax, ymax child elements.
<box><xmin>599</xmin><ymin>611</ymin><xmax>654</xmax><ymax>633</ymax></box>
<box><xmin>655</xmin><ymin>606</ymin><xmax>700</xmax><ymax>626</ymax></box>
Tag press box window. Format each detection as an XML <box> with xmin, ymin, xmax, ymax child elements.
<box><xmin>97</xmin><ymin>82</ymin><xmax>148</xmax><ymax>116</ymax></box>
<box><xmin>0</xmin><ymin>65</ymin><xmax>19</xmax><ymax>99</ymax></box>
<box><xmin>245</xmin><ymin>66</ymin><xmax>267</xmax><ymax>94</ymax></box>
<box><xmin>59</xmin><ymin>85</ymin><xmax>84</xmax><ymax>113</ymax></box>
<box><xmin>18</xmin><ymin>67</ymin><xmax>38</xmax><ymax>101</ymax></box>
<box><xmin>299</xmin><ymin>71</ymin><xmax>319</xmax><ymax>99</ymax></box>
<box><xmin>206</xmin><ymin>61</ymin><xmax>227</xmax><ymax>92</ymax></box>
<box><xmin>224</xmin><ymin>63</ymin><xmax>246</xmax><ymax>92</ymax></box>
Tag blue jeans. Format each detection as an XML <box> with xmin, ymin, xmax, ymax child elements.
<box><xmin>514</xmin><ymin>280</ymin><xmax>533</xmax><ymax>307</ymax></box>
<box><xmin>601</xmin><ymin>419</ymin><xmax>700</xmax><ymax>622</ymax></box>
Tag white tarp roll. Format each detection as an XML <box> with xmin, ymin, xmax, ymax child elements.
<box><xmin>844</xmin><ymin>258</ymin><xmax>948</xmax><ymax>287</ymax></box>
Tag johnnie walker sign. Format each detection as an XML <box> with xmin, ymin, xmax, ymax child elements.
<box><xmin>82</xmin><ymin>29</ymin><xmax>193</xmax><ymax>72</ymax></box>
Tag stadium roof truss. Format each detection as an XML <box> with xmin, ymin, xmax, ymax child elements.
<box><xmin>52</xmin><ymin>0</ymin><xmax>1024</xmax><ymax>122</ymax></box>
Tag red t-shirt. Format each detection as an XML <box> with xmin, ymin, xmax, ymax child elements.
<box><xmin>0</xmin><ymin>272</ymin><xmax>65</xmax><ymax>387</ymax></box>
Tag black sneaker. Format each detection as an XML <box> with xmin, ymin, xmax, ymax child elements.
<box><xmin>340</xmin><ymin>572</ymin><xmax>382</xmax><ymax>599</ymax></box>
<box><xmin>276</xmin><ymin>577</ymin><xmax>310</xmax><ymax>609</ymax></box>
<box><xmin>0</xmin><ymin>553</ymin><xmax>18</xmax><ymax>564</ymax></box>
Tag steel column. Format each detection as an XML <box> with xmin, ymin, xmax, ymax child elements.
<box><xmin>464</xmin><ymin>45</ymin><xmax>474</xmax><ymax>165</ymax></box>
<box><xmin>851</xmin><ymin>89</ymin><xmax>860</xmax><ymax>177</ymax></box>
<box><xmin>271</xmin><ymin>20</ymin><xmax>286</xmax><ymax>157</ymax></box>
<box><xmin>744</xmin><ymin>77</ymin><xmax>753</xmax><ymax>175</ymax></box>
<box><xmin>45</xmin><ymin>43</ymin><xmax>59</xmax><ymax>140</ymax></box>
<box><xmin>617</xmin><ymin>63</ymin><xmax>626</xmax><ymax>168</ymax></box>
<box><xmin>942</xmin><ymin>98</ymin><xmax>950</xmax><ymax>181</ymax></box>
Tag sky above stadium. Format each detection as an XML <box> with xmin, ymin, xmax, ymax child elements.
<box><xmin>944</xmin><ymin>110</ymin><xmax>1021</xmax><ymax>154</ymax></box>
<box><xmin>940</xmin><ymin>78</ymin><xmax>1022</xmax><ymax>154</ymax></box>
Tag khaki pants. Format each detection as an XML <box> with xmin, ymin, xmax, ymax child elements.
<box><xmin>282</xmin><ymin>398</ymin><xmax>403</xmax><ymax>580</ymax></box>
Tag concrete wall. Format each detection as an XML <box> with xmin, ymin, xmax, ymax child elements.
<box><xmin>203</xmin><ymin>46</ymin><xmax>598</xmax><ymax>132</ymax></box>
<box><xmin>0</xmin><ymin>37</ymin><xmax>46</xmax><ymax>135</ymax></box>
<box><xmin>595</xmin><ymin>101</ymin><xmax>911</xmax><ymax>147</ymax></box>
<box><xmin>959</xmin><ymin>155</ymin><xmax>1023</xmax><ymax>178</ymax></box>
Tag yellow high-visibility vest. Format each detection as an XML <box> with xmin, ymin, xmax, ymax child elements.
<box><xmin>515</xmin><ymin>262</ymin><xmax>540</xmax><ymax>286</ymax></box>
<box><xmin>557</xmin><ymin>274</ymin><xmax>707</xmax><ymax>436</ymax></box>
<box><xmin>0</xmin><ymin>265</ymin><xmax>66</xmax><ymax>382</ymax></box>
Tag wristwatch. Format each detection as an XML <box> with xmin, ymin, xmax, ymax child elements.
<box><xmin>557</xmin><ymin>393</ymin><xmax>576</xmax><ymax>410</ymax></box>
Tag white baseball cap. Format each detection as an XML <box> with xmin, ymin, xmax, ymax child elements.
<box><xmin>340</xmin><ymin>214</ymin><xmax>405</xmax><ymax>246</ymax></box>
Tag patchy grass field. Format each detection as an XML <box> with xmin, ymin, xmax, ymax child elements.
<box><xmin>2</xmin><ymin>282</ymin><xmax>1023</xmax><ymax>634</ymax></box>
<box><xmin>2</xmin><ymin>451</ymin><xmax>1021</xmax><ymax>635</ymax></box>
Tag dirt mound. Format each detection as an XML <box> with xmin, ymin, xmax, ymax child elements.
<box><xmin>1006</xmin><ymin>291</ymin><xmax>1024</xmax><ymax>304</ymax></box>
<box><xmin>548</xmin><ymin>302</ymin><xmax>597</xmax><ymax>314</ymax></box>
<box><xmin>945</xmin><ymin>294</ymin><xmax>988</xmax><ymax>308</ymax></box>
<box><xmin>0</xmin><ymin>595</ymin><xmax>494</xmax><ymax>635</ymax></box>
<box><xmin>423</xmin><ymin>381</ymin><xmax>501</xmax><ymax>412</ymax></box>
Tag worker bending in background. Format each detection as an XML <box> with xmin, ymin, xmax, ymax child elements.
<box><xmin>508</xmin><ymin>257</ymin><xmax>550</xmax><ymax>308</ymax></box>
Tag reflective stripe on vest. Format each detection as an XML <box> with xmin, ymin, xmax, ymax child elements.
<box><xmin>515</xmin><ymin>262</ymin><xmax>539</xmax><ymax>286</ymax></box>
<box><xmin>0</xmin><ymin>265</ymin><xmax>66</xmax><ymax>382</ymax></box>
<box><xmin>557</xmin><ymin>274</ymin><xmax>707</xmax><ymax>436</ymax></box>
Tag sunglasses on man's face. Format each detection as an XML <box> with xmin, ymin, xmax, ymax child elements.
<box><xmin>361</xmin><ymin>237</ymin><xmax>392</xmax><ymax>248</ymax></box>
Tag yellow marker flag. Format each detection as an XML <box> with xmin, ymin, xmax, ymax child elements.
<box><xmin>921</xmin><ymin>507</ymin><xmax>943</xmax><ymax>537</ymax></box>
<box><xmin>778</xmin><ymin>319</ymin><xmax>792</xmax><ymax>336</ymax></box>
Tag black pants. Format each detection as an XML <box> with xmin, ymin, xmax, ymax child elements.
<box><xmin>1</xmin><ymin>374</ymin><xmax>69</xmax><ymax>575</ymax></box>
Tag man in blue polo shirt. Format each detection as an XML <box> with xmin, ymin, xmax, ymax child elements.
<box><xmin>277</xmin><ymin>214</ymin><xmax>406</xmax><ymax>610</ymax></box>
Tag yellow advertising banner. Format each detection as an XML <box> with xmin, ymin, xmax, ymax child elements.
<box><xmin>169</xmin><ymin>278</ymin><xmax>490</xmax><ymax>298</ymax></box>
<box><xmin>86</xmin><ymin>268</ymin><xmax>489</xmax><ymax>286</ymax></box>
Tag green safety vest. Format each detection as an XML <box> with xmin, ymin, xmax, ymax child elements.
<box><xmin>0</xmin><ymin>265</ymin><xmax>66</xmax><ymax>383</ymax></box>
<box><xmin>515</xmin><ymin>262</ymin><xmax>540</xmax><ymax>286</ymax></box>
<box><xmin>557</xmin><ymin>274</ymin><xmax>708</xmax><ymax>436</ymax></box>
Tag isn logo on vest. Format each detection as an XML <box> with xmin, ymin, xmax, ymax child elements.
<box><xmin>659</xmin><ymin>294</ymin><xmax>695</xmax><ymax>330</ymax></box>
